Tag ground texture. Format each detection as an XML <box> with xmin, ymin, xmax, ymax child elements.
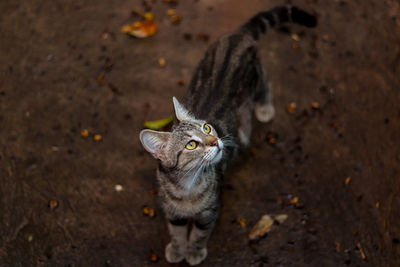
<box><xmin>1</xmin><ymin>0</ymin><xmax>400</xmax><ymax>266</ymax></box>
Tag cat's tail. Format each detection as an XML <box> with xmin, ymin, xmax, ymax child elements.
<box><xmin>239</xmin><ymin>5</ymin><xmax>317</xmax><ymax>40</ymax></box>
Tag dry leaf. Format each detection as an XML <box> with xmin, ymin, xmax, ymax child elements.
<box><xmin>94</xmin><ymin>134</ymin><xmax>102</xmax><ymax>142</ymax></box>
<box><xmin>357</xmin><ymin>243</ymin><xmax>367</xmax><ymax>260</ymax></box>
<box><xmin>166</xmin><ymin>9</ymin><xmax>175</xmax><ymax>16</ymax></box>
<box><xmin>144</xmin><ymin>115</ymin><xmax>174</xmax><ymax>130</ymax></box>
<box><xmin>292</xmin><ymin>43</ymin><xmax>300</xmax><ymax>50</ymax></box>
<box><xmin>143</xmin><ymin>206</ymin><xmax>155</xmax><ymax>217</ymax></box>
<box><xmin>248</xmin><ymin>215</ymin><xmax>274</xmax><ymax>240</ymax></box>
<box><xmin>97</xmin><ymin>74</ymin><xmax>105</xmax><ymax>85</ymax></box>
<box><xmin>237</xmin><ymin>218</ymin><xmax>246</xmax><ymax>228</ymax></box>
<box><xmin>81</xmin><ymin>129</ymin><xmax>89</xmax><ymax>138</ymax></box>
<box><xmin>48</xmin><ymin>199</ymin><xmax>59</xmax><ymax>210</ymax></box>
<box><xmin>121</xmin><ymin>12</ymin><xmax>157</xmax><ymax>38</ymax></box>
<box><xmin>311</xmin><ymin>102</ymin><xmax>320</xmax><ymax>109</ymax></box>
<box><xmin>345</xmin><ymin>177</ymin><xmax>351</xmax><ymax>185</ymax></box>
<box><xmin>0</xmin><ymin>249</ymin><xmax>8</xmax><ymax>257</ymax></box>
<box><xmin>149</xmin><ymin>189</ymin><xmax>158</xmax><ymax>195</ymax></box>
<box><xmin>171</xmin><ymin>14</ymin><xmax>182</xmax><ymax>25</ymax></box>
<box><xmin>291</xmin><ymin>33</ymin><xmax>300</xmax><ymax>41</ymax></box>
<box><xmin>274</xmin><ymin>214</ymin><xmax>288</xmax><ymax>224</ymax></box>
<box><xmin>177</xmin><ymin>79</ymin><xmax>186</xmax><ymax>86</ymax></box>
<box><xmin>163</xmin><ymin>0</ymin><xmax>177</xmax><ymax>3</ymax></box>
<box><xmin>286</xmin><ymin>102</ymin><xmax>296</xmax><ymax>113</ymax></box>
<box><xmin>150</xmin><ymin>252</ymin><xmax>159</xmax><ymax>262</ymax></box>
<box><xmin>334</xmin><ymin>241</ymin><xmax>341</xmax><ymax>252</ymax></box>
<box><xmin>289</xmin><ymin>196</ymin><xmax>299</xmax><ymax>205</ymax></box>
<box><xmin>158</xmin><ymin>57</ymin><xmax>166</xmax><ymax>67</ymax></box>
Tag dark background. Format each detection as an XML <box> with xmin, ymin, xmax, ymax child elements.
<box><xmin>1</xmin><ymin>0</ymin><xmax>399</xmax><ymax>266</ymax></box>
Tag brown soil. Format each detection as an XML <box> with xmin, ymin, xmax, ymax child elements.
<box><xmin>1</xmin><ymin>0</ymin><xmax>400</xmax><ymax>266</ymax></box>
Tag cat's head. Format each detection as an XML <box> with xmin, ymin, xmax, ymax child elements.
<box><xmin>139</xmin><ymin>97</ymin><xmax>224</xmax><ymax>173</ymax></box>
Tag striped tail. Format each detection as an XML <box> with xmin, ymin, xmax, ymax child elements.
<box><xmin>240</xmin><ymin>5</ymin><xmax>317</xmax><ymax>40</ymax></box>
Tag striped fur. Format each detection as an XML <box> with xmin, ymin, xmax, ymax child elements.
<box><xmin>139</xmin><ymin>5</ymin><xmax>316</xmax><ymax>265</ymax></box>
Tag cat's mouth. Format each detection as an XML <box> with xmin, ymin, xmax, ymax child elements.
<box><xmin>206</xmin><ymin>141</ymin><xmax>224</xmax><ymax>164</ymax></box>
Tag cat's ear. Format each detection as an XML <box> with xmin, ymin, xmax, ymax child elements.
<box><xmin>140</xmin><ymin>129</ymin><xmax>170</xmax><ymax>160</ymax></box>
<box><xmin>173</xmin><ymin>96</ymin><xmax>194</xmax><ymax>122</ymax></box>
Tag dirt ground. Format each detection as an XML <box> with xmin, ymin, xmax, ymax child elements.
<box><xmin>1</xmin><ymin>0</ymin><xmax>400</xmax><ymax>266</ymax></box>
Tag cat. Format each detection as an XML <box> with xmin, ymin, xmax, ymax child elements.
<box><xmin>139</xmin><ymin>5</ymin><xmax>316</xmax><ymax>265</ymax></box>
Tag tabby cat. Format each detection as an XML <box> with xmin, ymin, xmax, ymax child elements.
<box><xmin>140</xmin><ymin>5</ymin><xmax>316</xmax><ymax>265</ymax></box>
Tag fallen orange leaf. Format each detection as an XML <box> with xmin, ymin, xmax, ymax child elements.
<box><xmin>121</xmin><ymin>12</ymin><xmax>157</xmax><ymax>38</ymax></box>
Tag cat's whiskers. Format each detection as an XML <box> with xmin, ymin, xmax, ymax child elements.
<box><xmin>220</xmin><ymin>134</ymin><xmax>238</xmax><ymax>148</ymax></box>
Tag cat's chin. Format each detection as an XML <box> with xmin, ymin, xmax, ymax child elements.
<box><xmin>209</xmin><ymin>149</ymin><xmax>223</xmax><ymax>165</ymax></box>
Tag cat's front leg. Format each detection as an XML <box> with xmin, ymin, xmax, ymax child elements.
<box><xmin>165</xmin><ymin>218</ymin><xmax>188</xmax><ymax>263</ymax></box>
<box><xmin>186</xmin><ymin>208</ymin><xmax>218</xmax><ymax>266</ymax></box>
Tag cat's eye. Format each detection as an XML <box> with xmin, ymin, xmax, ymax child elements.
<box><xmin>185</xmin><ymin>140</ymin><xmax>198</xmax><ymax>150</ymax></box>
<box><xmin>203</xmin><ymin>124</ymin><xmax>211</xmax><ymax>134</ymax></box>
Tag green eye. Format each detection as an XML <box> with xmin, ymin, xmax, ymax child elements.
<box><xmin>203</xmin><ymin>124</ymin><xmax>211</xmax><ymax>134</ymax></box>
<box><xmin>185</xmin><ymin>140</ymin><xmax>198</xmax><ymax>150</ymax></box>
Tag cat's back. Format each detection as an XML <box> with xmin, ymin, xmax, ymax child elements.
<box><xmin>182</xmin><ymin>32</ymin><xmax>258</xmax><ymax>134</ymax></box>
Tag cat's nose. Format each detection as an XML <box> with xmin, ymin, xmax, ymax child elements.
<box><xmin>206</xmin><ymin>136</ymin><xmax>219</xmax><ymax>147</ymax></box>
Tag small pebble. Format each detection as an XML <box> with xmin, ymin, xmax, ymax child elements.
<box><xmin>81</xmin><ymin>129</ymin><xmax>89</xmax><ymax>138</ymax></box>
<box><xmin>114</xmin><ymin>184</ymin><xmax>123</xmax><ymax>192</ymax></box>
<box><xmin>94</xmin><ymin>134</ymin><xmax>102</xmax><ymax>142</ymax></box>
<box><xmin>158</xmin><ymin>58</ymin><xmax>166</xmax><ymax>67</ymax></box>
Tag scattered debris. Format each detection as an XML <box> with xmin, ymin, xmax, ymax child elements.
<box><xmin>248</xmin><ymin>214</ymin><xmax>288</xmax><ymax>240</ymax></box>
<box><xmin>375</xmin><ymin>202</ymin><xmax>380</xmax><ymax>208</ymax></box>
<box><xmin>114</xmin><ymin>184</ymin><xmax>123</xmax><ymax>192</ymax></box>
<box><xmin>266</xmin><ymin>132</ymin><xmax>278</xmax><ymax>144</ymax></box>
<box><xmin>162</xmin><ymin>0</ymin><xmax>178</xmax><ymax>4</ymax></box>
<box><xmin>143</xmin><ymin>206</ymin><xmax>155</xmax><ymax>217</ymax></box>
<box><xmin>170</xmin><ymin>14</ymin><xmax>182</xmax><ymax>25</ymax></box>
<box><xmin>330</xmin><ymin>122</ymin><xmax>339</xmax><ymax>129</ymax></box>
<box><xmin>183</xmin><ymin>33</ymin><xmax>192</xmax><ymax>40</ymax></box>
<box><xmin>249</xmin><ymin>215</ymin><xmax>273</xmax><ymax>240</ymax></box>
<box><xmin>81</xmin><ymin>129</ymin><xmax>89</xmax><ymax>138</ymax></box>
<box><xmin>97</xmin><ymin>74</ymin><xmax>105</xmax><ymax>85</ymax></box>
<box><xmin>144</xmin><ymin>115</ymin><xmax>174</xmax><ymax>130</ymax></box>
<box><xmin>28</xmin><ymin>234</ymin><xmax>34</xmax><ymax>242</ymax></box>
<box><xmin>94</xmin><ymin>134</ymin><xmax>102</xmax><ymax>142</ymax></box>
<box><xmin>274</xmin><ymin>214</ymin><xmax>288</xmax><ymax>224</ymax></box>
<box><xmin>311</xmin><ymin>101</ymin><xmax>320</xmax><ymax>109</ymax></box>
<box><xmin>101</xmin><ymin>32</ymin><xmax>110</xmax><ymax>40</ymax></box>
<box><xmin>197</xmin><ymin>33</ymin><xmax>210</xmax><ymax>42</ymax></box>
<box><xmin>0</xmin><ymin>248</ymin><xmax>8</xmax><ymax>257</ymax></box>
<box><xmin>292</xmin><ymin>43</ymin><xmax>300</xmax><ymax>50</ymax></box>
<box><xmin>237</xmin><ymin>218</ymin><xmax>246</xmax><ymax>228</ymax></box>
<box><xmin>158</xmin><ymin>57</ymin><xmax>166</xmax><ymax>67</ymax></box>
<box><xmin>166</xmin><ymin>9</ymin><xmax>175</xmax><ymax>16</ymax></box>
<box><xmin>149</xmin><ymin>189</ymin><xmax>158</xmax><ymax>195</ymax></box>
<box><xmin>357</xmin><ymin>242</ymin><xmax>367</xmax><ymax>260</ymax></box>
<box><xmin>177</xmin><ymin>79</ymin><xmax>186</xmax><ymax>86</ymax></box>
<box><xmin>286</xmin><ymin>102</ymin><xmax>296</xmax><ymax>114</ymax></box>
<box><xmin>108</xmin><ymin>82</ymin><xmax>124</xmax><ymax>96</ymax></box>
<box><xmin>291</xmin><ymin>33</ymin><xmax>300</xmax><ymax>41</ymax></box>
<box><xmin>334</xmin><ymin>241</ymin><xmax>341</xmax><ymax>252</ymax></box>
<box><xmin>289</xmin><ymin>196</ymin><xmax>299</xmax><ymax>205</ymax></box>
<box><xmin>121</xmin><ymin>12</ymin><xmax>157</xmax><ymax>38</ymax></box>
<box><xmin>48</xmin><ymin>199</ymin><xmax>59</xmax><ymax>210</ymax></box>
<box><xmin>150</xmin><ymin>251</ymin><xmax>159</xmax><ymax>262</ymax></box>
<box><xmin>345</xmin><ymin>176</ymin><xmax>351</xmax><ymax>185</ymax></box>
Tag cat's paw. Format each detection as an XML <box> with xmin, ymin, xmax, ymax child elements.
<box><xmin>185</xmin><ymin>247</ymin><xmax>207</xmax><ymax>266</ymax></box>
<box><xmin>165</xmin><ymin>243</ymin><xmax>185</xmax><ymax>263</ymax></box>
<box><xmin>255</xmin><ymin>103</ymin><xmax>275</xmax><ymax>123</ymax></box>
